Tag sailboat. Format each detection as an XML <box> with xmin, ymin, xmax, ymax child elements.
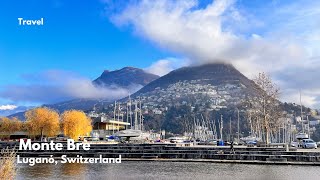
<box><xmin>296</xmin><ymin>90</ymin><xmax>309</xmax><ymax>140</ymax></box>
<box><xmin>114</xmin><ymin>96</ymin><xmax>150</xmax><ymax>141</ymax></box>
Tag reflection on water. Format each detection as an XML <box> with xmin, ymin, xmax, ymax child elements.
<box><xmin>60</xmin><ymin>163</ymin><xmax>87</xmax><ymax>177</ymax></box>
<box><xmin>16</xmin><ymin>161</ymin><xmax>320</xmax><ymax>180</ymax></box>
<box><xmin>17</xmin><ymin>163</ymin><xmax>54</xmax><ymax>179</ymax></box>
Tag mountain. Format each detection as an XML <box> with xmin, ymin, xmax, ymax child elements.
<box><xmin>7</xmin><ymin>99</ymin><xmax>106</xmax><ymax>120</ymax></box>
<box><xmin>135</xmin><ymin>63</ymin><xmax>259</xmax><ymax>96</ymax></box>
<box><xmin>96</xmin><ymin>63</ymin><xmax>262</xmax><ymax>133</ymax></box>
<box><xmin>93</xmin><ymin>67</ymin><xmax>159</xmax><ymax>88</ymax></box>
<box><xmin>0</xmin><ymin>106</ymin><xmax>34</xmax><ymax>117</ymax></box>
<box><xmin>129</xmin><ymin>63</ymin><xmax>261</xmax><ymax>110</ymax></box>
<box><xmin>123</xmin><ymin>63</ymin><xmax>313</xmax><ymax>134</ymax></box>
<box><xmin>9</xmin><ymin>67</ymin><xmax>159</xmax><ymax>119</ymax></box>
<box><xmin>44</xmin><ymin>99</ymin><xmax>104</xmax><ymax>113</ymax></box>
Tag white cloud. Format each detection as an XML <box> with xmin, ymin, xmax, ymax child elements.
<box><xmin>110</xmin><ymin>0</ymin><xmax>305</xmax><ymax>76</ymax></box>
<box><xmin>144</xmin><ymin>58</ymin><xmax>187</xmax><ymax>76</ymax></box>
<box><xmin>0</xmin><ymin>70</ymin><xmax>142</xmax><ymax>104</ymax></box>
<box><xmin>0</xmin><ymin>104</ymin><xmax>17</xmax><ymax>110</ymax></box>
<box><xmin>107</xmin><ymin>0</ymin><xmax>320</xmax><ymax>108</ymax></box>
<box><xmin>281</xmin><ymin>90</ymin><xmax>318</xmax><ymax>108</ymax></box>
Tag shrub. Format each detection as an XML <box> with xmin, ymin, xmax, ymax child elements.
<box><xmin>0</xmin><ymin>148</ymin><xmax>16</xmax><ymax>179</ymax></box>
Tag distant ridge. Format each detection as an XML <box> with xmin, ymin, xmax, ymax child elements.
<box><xmin>8</xmin><ymin>67</ymin><xmax>159</xmax><ymax>119</ymax></box>
<box><xmin>93</xmin><ymin>67</ymin><xmax>159</xmax><ymax>88</ymax></box>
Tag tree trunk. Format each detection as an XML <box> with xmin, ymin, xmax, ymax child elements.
<box><xmin>40</xmin><ymin>128</ymin><xmax>43</xmax><ymax>142</ymax></box>
<box><xmin>266</xmin><ymin>127</ymin><xmax>269</xmax><ymax>144</ymax></box>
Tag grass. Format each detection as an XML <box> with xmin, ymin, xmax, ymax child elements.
<box><xmin>0</xmin><ymin>148</ymin><xmax>16</xmax><ymax>180</ymax></box>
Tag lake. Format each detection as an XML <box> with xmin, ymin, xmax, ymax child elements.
<box><xmin>16</xmin><ymin>161</ymin><xmax>320</xmax><ymax>180</ymax></box>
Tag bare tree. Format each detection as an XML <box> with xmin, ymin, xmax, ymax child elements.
<box><xmin>246</xmin><ymin>72</ymin><xmax>281</xmax><ymax>144</ymax></box>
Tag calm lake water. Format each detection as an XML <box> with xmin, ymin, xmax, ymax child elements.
<box><xmin>16</xmin><ymin>161</ymin><xmax>320</xmax><ymax>180</ymax></box>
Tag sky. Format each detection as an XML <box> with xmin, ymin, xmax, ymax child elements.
<box><xmin>0</xmin><ymin>0</ymin><xmax>319</xmax><ymax>111</ymax></box>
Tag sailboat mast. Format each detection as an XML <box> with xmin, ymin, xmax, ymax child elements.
<box><xmin>129</xmin><ymin>95</ymin><xmax>133</xmax><ymax>129</ymax></box>
<box><xmin>220</xmin><ymin>114</ymin><xmax>223</xmax><ymax>140</ymax></box>
<box><xmin>237</xmin><ymin>109</ymin><xmax>240</xmax><ymax>143</ymax></box>
<box><xmin>117</xmin><ymin>103</ymin><xmax>120</xmax><ymax>121</ymax></box>
<box><xmin>114</xmin><ymin>101</ymin><xmax>116</xmax><ymax>121</ymax></box>
<box><xmin>113</xmin><ymin>101</ymin><xmax>116</xmax><ymax>134</ymax></box>
<box><xmin>193</xmin><ymin>116</ymin><xmax>196</xmax><ymax>140</ymax></box>
<box><xmin>134</xmin><ymin>101</ymin><xmax>138</xmax><ymax>130</ymax></box>
<box><xmin>249</xmin><ymin>111</ymin><xmax>253</xmax><ymax>136</ymax></box>
<box><xmin>139</xmin><ymin>97</ymin><xmax>142</xmax><ymax>131</ymax></box>
<box><xmin>126</xmin><ymin>99</ymin><xmax>129</xmax><ymax>129</ymax></box>
<box><xmin>229</xmin><ymin>117</ymin><xmax>232</xmax><ymax>142</ymax></box>
<box><xmin>307</xmin><ymin>115</ymin><xmax>310</xmax><ymax>137</ymax></box>
<box><xmin>300</xmin><ymin>90</ymin><xmax>304</xmax><ymax>133</ymax></box>
<box><xmin>213</xmin><ymin>118</ymin><xmax>217</xmax><ymax>139</ymax></box>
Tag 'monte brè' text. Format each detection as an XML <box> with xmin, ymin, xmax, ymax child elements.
<box><xmin>19</xmin><ymin>139</ymin><xmax>90</xmax><ymax>151</ymax></box>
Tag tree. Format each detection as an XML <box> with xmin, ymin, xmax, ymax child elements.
<box><xmin>0</xmin><ymin>117</ymin><xmax>23</xmax><ymax>138</ymax></box>
<box><xmin>246</xmin><ymin>72</ymin><xmax>282</xmax><ymax>144</ymax></box>
<box><xmin>25</xmin><ymin>107</ymin><xmax>60</xmax><ymax>139</ymax></box>
<box><xmin>61</xmin><ymin>110</ymin><xmax>92</xmax><ymax>140</ymax></box>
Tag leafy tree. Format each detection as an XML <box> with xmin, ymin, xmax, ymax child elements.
<box><xmin>25</xmin><ymin>107</ymin><xmax>60</xmax><ymax>139</ymax></box>
<box><xmin>61</xmin><ymin>110</ymin><xmax>92</xmax><ymax>140</ymax></box>
<box><xmin>0</xmin><ymin>117</ymin><xmax>22</xmax><ymax>138</ymax></box>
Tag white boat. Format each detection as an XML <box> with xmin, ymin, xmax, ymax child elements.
<box><xmin>114</xmin><ymin>129</ymin><xmax>153</xmax><ymax>141</ymax></box>
<box><xmin>296</xmin><ymin>133</ymin><xmax>309</xmax><ymax>139</ymax></box>
<box><xmin>168</xmin><ymin>136</ymin><xmax>187</xmax><ymax>143</ymax></box>
<box><xmin>130</xmin><ymin>132</ymin><xmax>151</xmax><ymax>141</ymax></box>
<box><xmin>114</xmin><ymin>129</ymin><xmax>142</xmax><ymax>137</ymax></box>
<box><xmin>240</xmin><ymin>136</ymin><xmax>261</xmax><ymax>143</ymax></box>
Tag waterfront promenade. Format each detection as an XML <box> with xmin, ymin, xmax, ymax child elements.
<box><xmin>1</xmin><ymin>141</ymin><xmax>320</xmax><ymax>165</ymax></box>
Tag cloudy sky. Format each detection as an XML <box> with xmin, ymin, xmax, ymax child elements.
<box><xmin>0</xmin><ymin>0</ymin><xmax>319</xmax><ymax>111</ymax></box>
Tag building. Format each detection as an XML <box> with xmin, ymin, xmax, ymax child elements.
<box><xmin>309</xmin><ymin>120</ymin><xmax>320</xmax><ymax>126</ymax></box>
<box><xmin>91</xmin><ymin>115</ymin><xmax>130</xmax><ymax>138</ymax></box>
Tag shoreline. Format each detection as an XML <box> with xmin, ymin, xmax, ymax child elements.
<box><xmin>122</xmin><ymin>158</ymin><xmax>320</xmax><ymax>166</ymax></box>
<box><xmin>12</xmin><ymin>157</ymin><xmax>320</xmax><ymax>166</ymax></box>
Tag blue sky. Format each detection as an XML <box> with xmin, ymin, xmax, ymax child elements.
<box><xmin>0</xmin><ymin>0</ymin><xmax>170</xmax><ymax>83</ymax></box>
<box><xmin>0</xmin><ymin>0</ymin><xmax>172</xmax><ymax>106</ymax></box>
<box><xmin>0</xmin><ymin>0</ymin><xmax>319</xmax><ymax>109</ymax></box>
